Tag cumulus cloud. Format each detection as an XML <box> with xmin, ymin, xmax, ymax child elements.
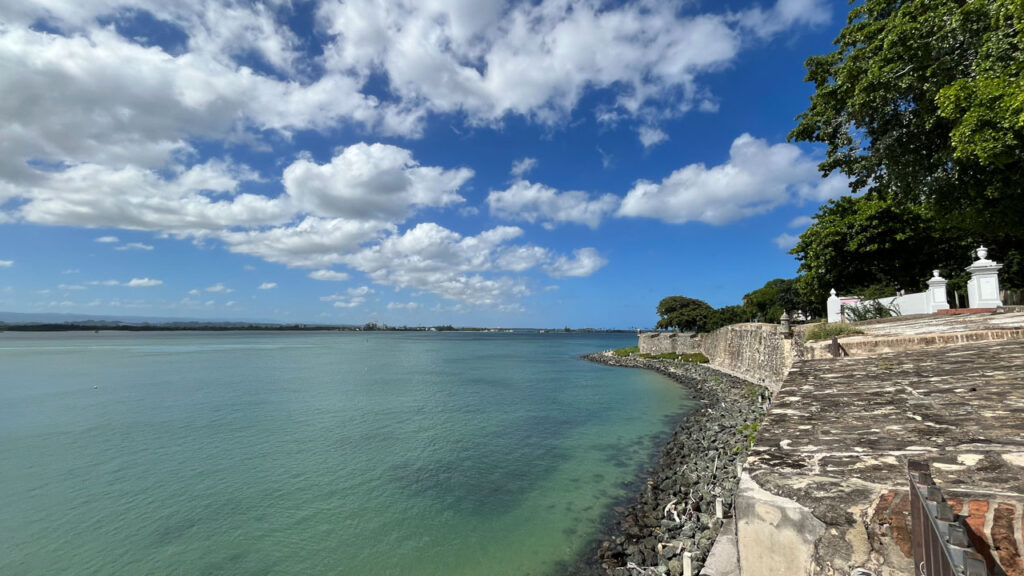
<box><xmin>220</xmin><ymin>217</ymin><xmax>394</xmax><ymax>269</ymax></box>
<box><xmin>617</xmin><ymin>133</ymin><xmax>849</xmax><ymax>225</ymax></box>
<box><xmin>126</xmin><ymin>277</ymin><xmax>162</xmax><ymax>287</ymax></box>
<box><xmin>95</xmin><ymin>236</ymin><xmax>120</xmax><ymax>243</ymax></box>
<box><xmin>282</xmin><ymin>143</ymin><xmax>473</xmax><ymax>220</ymax></box>
<box><xmin>772</xmin><ymin>233</ymin><xmax>800</xmax><ymax>250</ymax></box>
<box><xmin>544</xmin><ymin>248</ymin><xmax>608</xmax><ymax>278</ymax></box>
<box><xmin>309</xmin><ymin>269</ymin><xmax>350</xmax><ymax>282</ymax></box>
<box><xmin>58</xmin><ymin>284</ymin><xmax>86</xmax><ymax>290</ymax></box>
<box><xmin>638</xmin><ymin>127</ymin><xmax>669</xmax><ymax>149</ymax></box>
<box><xmin>487</xmin><ymin>180</ymin><xmax>619</xmax><ymax>229</ymax></box>
<box><xmin>510</xmin><ymin>157</ymin><xmax>538</xmax><ymax>178</ymax></box>
<box><xmin>0</xmin><ymin>260</ymin><xmax>12</xmax><ymax>267</ymax></box>
<box><xmin>789</xmin><ymin>215</ymin><xmax>814</xmax><ymax>228</ymax></box>
<box><xmin>258</xmin><ymin>282</ymin><xmax>277</xmax><ymax>290</ymax></box>
<box><xmin>322</xmin><ymin>286</ymin><xmax>374</xmax><ymax>308</ymax></box>
<box><xmin>205</xmin><ymin>283</ymin><xmax>232</xmax><ymax>293</ymax></box>
<box><xmin>317</xmin><ymin>0</ymin><xmax>830</xmax><ymax>126</ymax></box>
<box><xmin>387</xmin><ymin>301</ymin><xmax>419</xmax><ymax>310</ymax></box>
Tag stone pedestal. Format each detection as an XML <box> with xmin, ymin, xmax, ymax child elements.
<box><xmin>965</xmin><ymin>246</ymin><xmax>1003</xmax><ymax>308</ymax></box>
<box><xmin>827</xmin><ymin>289</ymin><xmax>842</xmax><ymax>323</ymax></box>
<box><xmin>926</xmin><ymin>270</ymin><xmax>950</xmax><ymax>313</ymax></box>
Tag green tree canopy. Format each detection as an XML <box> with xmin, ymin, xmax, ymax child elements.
<box><xmin>790</xmin><ymin>0</ymin><xmax>1024</xmax><ymax>243</ymax></box>
<box><xmin>742</xmin><ymin>278</ymin><xmax>804</xmax><ymax>322</ymax></box>
<box><xmin>655</xmin><ymin>296</ymin><xmax>715</xmax><ymax>332</ymax></box>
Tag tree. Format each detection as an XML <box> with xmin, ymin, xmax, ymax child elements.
<box><xmin>790</xmin><ymin>0</ymin><xmax>1024</xmax><ymax>245</ymax></box>
<box><xmin>705</xmin><ymin>305</ymin><xmax>751</xmax><ymax>332</ymax></box>
<box><xmin>790</xmin><ymin>195</ymin><xmax>976</xmax><ymax>309</ymax></box>
<box><xmin>655</xmin><ymin>296</ymin><xmax>715</xmax><ymax>332</ymax></box>
<box><xmin>742</xmin><ymin>278</ymin><xmax>804</xmax><ymax>323</ymax></box>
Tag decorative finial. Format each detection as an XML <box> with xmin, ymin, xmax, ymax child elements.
<box><xmin>830</xmin><ymin>288</ymin><xmax>837</xmax><ymax>296</ymax></box>
<box><xmin>977</xmin><ymin>246</ymin><xmax>988</xmax><ymax>260</ymax></box>
<box><xmin>933</xmin><ymin>269</ymin><xmax>940</xmax><ymax>278</ymax></box>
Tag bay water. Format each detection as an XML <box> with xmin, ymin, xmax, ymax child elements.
<box><xmin>0</xmin><ymin>331</ymin><xmax>693</xmax><ymax>575</ymax></box>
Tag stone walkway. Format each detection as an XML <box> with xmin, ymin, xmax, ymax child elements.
<box><xmin>739</xmin><ymin>338</ymin><xmax>1024</xmax><ymax>576</ymax></box>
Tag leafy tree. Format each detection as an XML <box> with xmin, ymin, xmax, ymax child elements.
<box><xmin>655</xmin><ymin>296</ymin><xmax>715</xmax><ymax>332</ymax></box>
<box><xmin>742</xmin><ymin>278</ymin><xmax>806</xmax><ymax>322</ymax></box>
<box><xmin>790</xmin><ymin>195</ymin><xmax>981</xmax><ymax>310</ymax></box>
<box><xmin>706</xmin><ymin>305</ymin><xmax>751</xmax><ymax>332</ymax></box>
<box><xmin>790</xmin><ymin>0</ymin><xmax>1024</xmax><ymax>245</ymax></box>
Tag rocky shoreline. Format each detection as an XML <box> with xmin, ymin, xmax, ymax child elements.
<box><xmin>572</xmin><ymin>352</ymin><xmax>768</xmax><ymax>576</ymax></box>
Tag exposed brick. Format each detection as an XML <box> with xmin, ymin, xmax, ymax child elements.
<box><xmin>993</xmin><ymin>503</ymin><xmax>1023</xmax><ymax>576</ymax></box>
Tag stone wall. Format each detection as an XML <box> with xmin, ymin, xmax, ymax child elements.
<box><xmin>639</xmin><ymin>323</ymin><xmax>793</xmax><ymax>393</ymax></box>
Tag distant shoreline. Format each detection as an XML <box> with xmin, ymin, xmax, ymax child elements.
<box><xmin>571</xmin><ymin>353</ymin><xmax>767</xmax><ymax>576</ymax></box>
<box><xmin>0</xmin><ymin>323</ymin><xmax>635</xmax><ymax>333</ymax></box>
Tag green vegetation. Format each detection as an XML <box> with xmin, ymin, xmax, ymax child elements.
<box><xmin>678</xmin><ymin>352</ymin><xmax>709</xmax><ymax>363</ymax></box>
<box><xmin>612</xmin><ymin>346</ymin><xmax>640</xmax><ymax>357</ymax></box>
<box><xmin>738</xmin><ymin>422</ymin><xmax>760</xmax><ymax>449</ymax></box>
<box><xmin>790</xmin><ymin>0</ymin><xmax>1023</xmax><ymax>293</ymax></box>
<box><xmin>655</xmin><ymin>1</ymin><xmax>1024</xmax><ymax>326</ymax></box>
<box><xmin>805</xmin><ymin>322</ymin><xmax>863</xmax><ymax>342</ymax></box>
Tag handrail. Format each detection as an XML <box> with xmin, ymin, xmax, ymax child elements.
<box><xmin>908</xmin><ymin>460</ymin><xmax>988</xmax><ymax>576</ymax></box>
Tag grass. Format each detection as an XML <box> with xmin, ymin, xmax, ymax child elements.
<box><xmin>612</xmin><ymin>348</ymin><xmax>709</xmax><ymax>363</ymax></box>
<box><xmin>805</xmin><ymin>322</ymin><xmax>863</xmax><ymax>342</ymax></box>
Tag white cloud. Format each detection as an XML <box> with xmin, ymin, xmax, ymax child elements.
<box><xmin>387</xmin><ymin>301</ymin><xmax>419</xmax><ymax>310</ymax></box>
<box><xmin>115</xmin><ymin>242</ymin><xmax>154</xmax><ymax>251</ymax></box>
<box><xmin>89</xmin><ymin>280</ymin><xmax>121</xmax><ymax>286</ymax></box>
<box><xmin>617</xmin><ymin>133</ymin><xmax>849</xmax><ymax>225</ymax></box>
<box><xmin>317</xmin><ymin>0</ymin><xmax>829</xmax><ymax>127</ymax></box>
<box><xmin>638</xmin><ymin>126</ymin><xmax>668</xmax><ymax>149</ymax></box>
<box><xmin>0</xmin><ymin>260</ymin><xmax>12</xmax><ymax>267</ymax></box>
<box><xmin>126</xmin><ymin>277</ymin><xmax>162</xmax><ymax>287</ymax></box>
<box><xmin>321</xmin><ymin>285</ymin><xmax>374</xmax><ymax>308</ymax></box>
<box><xmin>342</xmin><ymin>223</ymin><xmax>532</xmax><ymax>306</ymax></box>
<box><xmin>258</xmin><ymin>282</ymin><xmax>277</xmax><ymax>290</ymax></box>
<box><xmin>95</xmin><ymin>236</ymin><xmax>120</xmax><ymax>243</ymax></box>
<box><xmin>205</xmin><ymin>282</ymin><xmax>232</xmax><ymax>293</ymax></box>
<box><xmin>496</xmin><ymin>246</ymin><xmax>551</xmax><ymax>272</ymax></box>
<box><xmin>543</xmin><ymin>247</ymin><xmax>608</xmax><ymax>278</ymax></box>
<box><xmin>789</xmin><ymin>215</ymin><xmax>814</xmax><ymax>228</ymax></box>
<box><xmin>220</xmin><ymin>217</ymin><xmax>393</xmax><ymax>268</ymax></box>
<box><xmin>487</xmin><ymin>180</ymin><xmax>619</xmax><ymax>229</ymax></box>
<box><xmin>510</xmin><ymin>157</ymin><xmax>538</xmax><ymax>178</ymax></box>
<box><xmin>62</xmin><ymin>268</ymin><xmax>79</xmax><ymax>274</ymax></box>
<box><xmin>282</xmin><ymin>143</ymin><xmax>473</xmax><ymax>220</ymax></box>
<box><xmin>772</xmin><ymin>233</ymin><xmax>800</xmax><ymax>250</ymax></box>
<box><xmin>309</xmin><ymin>269</ymin><xmax>350</xmax><ymax>282</ymax></box>
<box><xmin>58</xmin><ymin>284</ymin><xmax>86</xmax><ymax>290</ymax></box>
<box><xmin>189</xmin><ymin>289</ymin><xmax>201</xmax><ymax>295</ymax></box>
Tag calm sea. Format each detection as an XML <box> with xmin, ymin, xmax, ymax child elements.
<box><xmin>0</xmin><ymin>331</ymin><xmax>692</xmax><ymax>576</ymax></box>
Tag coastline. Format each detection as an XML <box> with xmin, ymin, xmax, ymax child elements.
<box><xmin>572</xmin><ymin>352</ymin><xmax>768</xmax><ymax>576</ymax></box>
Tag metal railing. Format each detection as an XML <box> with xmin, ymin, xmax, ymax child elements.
<box><xmin>908</xmin><ymin>460</ymin><xmax>988</xmax><ymax>576</ymax></box>
<box><xmin>828</xmin><ymin>335</ymin><xmax>849</xmax><ymax>358</ymax></box>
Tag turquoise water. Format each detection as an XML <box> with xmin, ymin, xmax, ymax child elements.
<box><xmin>0</xmin><ymin>331</ymin><xmax>692</xmax><ymax>576</ymax></box>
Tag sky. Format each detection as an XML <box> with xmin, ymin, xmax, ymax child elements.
<box><xmin>0</xmin><ymin>0</ymin><xmax>852</xmax><ymax>328</ymax></box>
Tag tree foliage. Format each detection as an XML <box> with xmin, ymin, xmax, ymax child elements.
<box><xmin>790</xmin><ymin>195</ymin><xmax>977</xmax><ymax>306</ymax></box>
<box><xmin>655</xmin><ymin>296</ymin><xmax>715</xmax><ymax>332</ymax></box>
<box><xmin>790</xmin><ymin>0</ymin><xmax>1024</xmax><ymax>242</ymax></box>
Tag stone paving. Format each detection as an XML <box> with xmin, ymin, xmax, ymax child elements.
<box><xmin>742</xmin><ymin>338</ymin><xmax>1024</xmax><ymax>576</ymax></box>
<box><xmin>801</xmin><ymin>311</ymin><xmax>1024</xmax><ymax>360</ymax></box>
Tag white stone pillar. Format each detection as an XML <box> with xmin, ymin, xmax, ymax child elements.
<box><xmin>926</xmin><ymin>270</ymin><xmax>950</xmax><ymax>313</ymax></box>
<box><xmin>965</xmin><ymin>246</ymin><xmax>1003</xmax><ymax>308</ymax></box>
<box><xmin>826</xmin><ymin>289</ymin><xmax>842</xmax><ymax>323</ymax></box>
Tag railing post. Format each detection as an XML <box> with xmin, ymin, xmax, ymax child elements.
<box><xmin>907</xmin><ymin>460</ymin><xmax>989</xmax><ymax>576</ymax></box>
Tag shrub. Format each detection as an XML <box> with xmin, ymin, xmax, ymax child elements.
<box><xmin>805</xmin><ymin>322</ymin><xmax>863</xmax><ymax>341</ymax></box>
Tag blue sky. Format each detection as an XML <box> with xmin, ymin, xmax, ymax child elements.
<box><xmin>0</xmin><ymin>0</ymin><xmax>850</xmax><ymax>328</ymax></box>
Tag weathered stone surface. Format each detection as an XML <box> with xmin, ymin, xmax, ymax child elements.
<box><xmin>742</xmin><ymin>338</ymin><xmax>1024</xmax><ymax>576</ymax></box>
<box><xmin>639</xmin><ymin>324</ymin><xmax>794</xmax><ymax>393</ymax></box>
